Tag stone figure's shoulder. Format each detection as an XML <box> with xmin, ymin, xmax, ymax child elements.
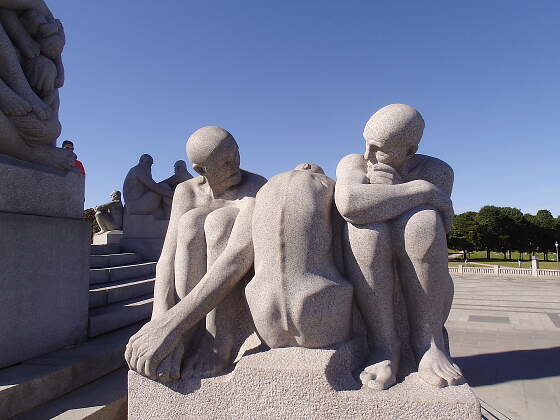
<box><xmin>241</xmin><ymin>170</ymin><xmax>268</xmax><ymax>191</ymax></box>
<box><xmin>406</xmin><ymin>154</ymin><xmax>454</xmax><ymax>193</ymax></box>
<box><xmin>336</xmin><ymin>154</ymin><xmax>367</xmax><ymax>183</ymax></box>
<box><xmin>175</xmin><ymin>176</ymin><xmax>202</xmax><ymax>194</ymax></box>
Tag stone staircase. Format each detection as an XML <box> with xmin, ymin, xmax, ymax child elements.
<box><xmin>88</xmin><ymin>244</ymin><xmax>155</xmax><ymax>338</ymax></box>
<box><xmin>0</xmin><ymin>244</ymin><xmax>157</xmax><ymax>419</ymax></box>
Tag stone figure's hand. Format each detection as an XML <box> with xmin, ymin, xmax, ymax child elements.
<box><xmin>24</xmin><ymin>55</ymin><xmax>57</xmax><ymax>98</ymax></box>
<box><xmin>0</xmin><ymin>92</ymin><xmax>32</xmax><ymax>116</ymax></box>
<box><xmin>18</xmin><ymin>37</ymin><xmax>41</xmax><ymax>59</ymax></box>
<box><xmin>125</xmin><ymin>317</ymin><xmax>181</xmax><ymax>380</ymax></box>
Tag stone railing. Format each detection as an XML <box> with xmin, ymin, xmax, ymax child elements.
<box><xmin>450</xmin><ymin>265</ymin><xmax>560</xmax><ymax>277</ymax></box>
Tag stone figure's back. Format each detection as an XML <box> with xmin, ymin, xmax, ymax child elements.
<box><xmin>246</xmin><ymin>167</ymin><xmax>353</xmax><ymax>349</ymax></box>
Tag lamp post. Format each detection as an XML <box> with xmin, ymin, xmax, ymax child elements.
<box><xmin>556</xmin><ymin>241</ymin><xmax>559</xmax><ymax>267</ymax></box>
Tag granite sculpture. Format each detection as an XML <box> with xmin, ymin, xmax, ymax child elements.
<box><xmin>0</xmin><ymin>0</ymin><xmax>74</xmax><ymax>170</ymax></box>
<box><xmin>94</xmin><ymin>190</ymin><xmax>123</xmax><ymax>233</ymax></box>
<box><xmin>334</xmin><ymin>103</ymin><xmax>464</xmax><ymax>389</ymax></box>
<box><xmin>123</xmin><ymin>154</ymin><xmax>174</xmax><ymax>219</ymax></box>
<box><xmin>126</xmin><ymin>126</ymin><xmax>267</xmax><ymax>381</ymax></box>
<box><xmin>162</xmin><ymin>159</ymin><xmax>193</xmax><ymax>189</ymax></box>
<box><xmin>246</xmin><ymin>162</ymin><xmax>353</xmax><ymax>349</ymax></box>
<box><xmin>127</xmin><ymin>112</ymin><xmax>478</xmax><ymax>419</ymax></box>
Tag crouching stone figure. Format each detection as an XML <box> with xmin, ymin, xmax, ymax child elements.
<box><xmin>94</xmin><ymin>190</ymin><xmax>123</xmax><ymax>233</ymax></box>
<box><xmin>125</xmin><ymin>126</ymin><xmax>266</xmax><ymax>381</ymax></box>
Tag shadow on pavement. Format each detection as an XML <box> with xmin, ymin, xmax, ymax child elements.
<box><xmin>455</xmin><ymin>346</ymin><xmax>560</xmax><ymax>386</ymax></box>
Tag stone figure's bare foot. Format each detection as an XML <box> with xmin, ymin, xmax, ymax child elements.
<box><xmin>359</xmin><ymin>359</ymin><xmax>398</xmax><ymax>391</ymax></box>
<box><xmin>183</xmin><ymin>333</ymin><xmax>232</xmax><ymax>378</ymax></box>
<box><xmin>418</xmin><ymin>345</ymin><xmax>464</xmax><ymax>388</ymax></box>
<box><xmin>0</xmin><ymin>93</ymin><xmax>32</xmax><ymax>116</ymax></box>
<box><xmin>28</xmin><ymin>144</ymin><xmax>75</xmax><ymax>170</ymax></box>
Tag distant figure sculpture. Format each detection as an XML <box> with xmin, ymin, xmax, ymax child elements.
<box><xmin>334</xmin><ymin>104</ymin><xmax>464</xmax><ymax>390</ymax></box>
<box><xmin>246</xmin><ymin>163</ymin><xmax>353</xmax><ymax>349</ymax></box>
<box><xmin>162</xmin><ymin>159</ymin><xmax>193</xmax><ymax>189</ymax></box>
<box><xmin>123</xmin><ymin>154</ymin><xmax>174</xmax><ymax>219</ymax></box>
<box><xmin>125</xmin><ymin>126</ymin><xmax>266</xmax><ymax>382</ymax></box>
<box><xmin>94</xmin><ymin>190</ymin><xmax>124</xmax><ymax>234</ymax></box>
<box><xmin>0</xmin><ymin>0</ymin><xmax>74</xmax><ymax>170</ymax></box>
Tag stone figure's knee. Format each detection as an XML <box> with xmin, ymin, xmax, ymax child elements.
<box><xmin>403</xmin><ymin>209</ymin><xmax>445</xmax><ymax>258</ymax></box>
<box><xmin>204</xmin><ymin>207</ymin><xmax>239</xmax><ymax>245</ymax></box>
<box><xmin>178</xmin><ymin>209</ymin><xmax>208</xmax><ymax>243</ymax></box>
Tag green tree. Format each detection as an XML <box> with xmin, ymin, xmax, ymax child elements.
<box><xmin>534</xmin><ymin>210</ymin><xmax>556</xmax><ymax>260</ymax></box>
<box><xmin>476</xmin><ymin>206</ymin><xmax>502</xmax><ymax>260</ymax></box>
<box><xmin>500</xmin><ymin>207</ymin><xmax>524</xmax><ymax>259</ymax></box>
<box><xmin>447</xmin><ymin>211</ymin><xmax>480</xmax><ymax>259</ymax></box>
<box><xmin>84</xmin><ymin>208</ymin><xmax>100</xmax><ymax>243</ymax></box>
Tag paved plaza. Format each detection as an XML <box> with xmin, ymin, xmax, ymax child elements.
<box><xmin>447</xmin><ymin>274</ymin><xmax>560</xmax><ymax>419</ymax></box>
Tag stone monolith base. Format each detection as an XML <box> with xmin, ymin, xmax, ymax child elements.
<box><xmin>121</xmin><ymin>214</ymin><xmax>168</xmax><ymax>260</ymax></box>
<box><xmin>128</xmin><ymin>338</ymin><xmax>480</xmax><ymax>420</ymax></box>
<box><xmin>93</xmin><ymin>230</ymin><xmax>123</xmax><ymax>245</ymax></box>
<box><xmin>0</xmin><ymin>155</ymin><xmax>89</xmax><ymax>368</ymax></box>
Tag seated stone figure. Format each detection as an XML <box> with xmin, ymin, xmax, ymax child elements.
<box><xmin>123</xmin><ymin>154</ymin><xmax>174</xmax><ymax>219</ymax></box>
<box><xmin>125</xmin><ymin>126</ymin><xmax>266</xmax><ymax>382</ymax></box>
<box><xmin>334</xmin><ymin>104</ymin><xmax>464</xmax><ymax>390</ymax></box>
<box><xmin>246</xmin><ymin>162</ymin><xmax>353</xmax><ymax>349</ymax></box>
<box><xmin>94</xmin><ymin>190</ymin><xmax>123</xmax><ymax>233</ymax></box>
<box><xmin>162</xmin><ymin>159</ymin><xmax>193</xmax><ymax>189</ymax></box>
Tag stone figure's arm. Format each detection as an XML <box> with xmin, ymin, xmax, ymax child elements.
<box><xmin>136</xmin><ymin>170</ymin><xmax>174</xmax><ymax>198</ymax></box>
<box><xmin>0</xmin><ymin>8</ymin><xmax>40</xmax><ymax>58</ymax></box>
<box><xmin>95</xmin><ymin>201</ymin><xmax>113</xmax><ymax>211</ymax></box>
<box><xmin>0</xmin><ymin>0</ymin><xmax>52</xmax><ymax>18</ymax></box>
<box><xmin>335</xmin><ymin>155</ymin><xmax>453</xmax><ymax>226</ymax></box>
<box><xmin>151</xmin><ymin>183</ymin><xmax>194</xmax><ymax>319</ymax></box>
<box><xmin>157</xmin><ymin>199</ymin><xmax>255</xmax><ymax>333</ymax></box>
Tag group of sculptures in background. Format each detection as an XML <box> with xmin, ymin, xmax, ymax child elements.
<box><xmin>94</xmin><ymin>157</ymin><xmax>192</xmax><ymax>234</ymax></box>
<box><xmin>125</xmin><ymin>104</ymin><xmax>465</xmax><ymax>391</ymax></box>
<box><xmin>0</xmin><ymin>0</ymin><xmax>75</xmax><ymax>170</ymax></box>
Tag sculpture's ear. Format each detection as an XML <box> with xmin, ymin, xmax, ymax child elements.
<box><xmin>192</xmin><ymin>164</ymin><xmax>205</xmax><ymax>175</ymax></box>
<box><xmin>407</xmin><ymin>144</ymin><xmax>418</xmax><ymax>156</ymax></box>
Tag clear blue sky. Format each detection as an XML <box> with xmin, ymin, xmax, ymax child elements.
<box><xmin>51</xmin><ymin>0</ymin><xmax>559</xmax><ymax>215</ymax></box>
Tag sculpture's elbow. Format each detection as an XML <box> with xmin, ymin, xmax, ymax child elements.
<box><xmin>334</xmin><ymin>186</ymin><xmax>353</xmax><ymax>221</ymax></box>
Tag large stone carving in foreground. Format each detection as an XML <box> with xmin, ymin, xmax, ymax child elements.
<box><xmin>127</xmin><ymin>113</ymin><xmax>479</xmax><ymax>419</ymax></box>
<box><xmin>0</xmin><ymin>0</ymin><xmax>75</xmax><ymax>170</ymax></box>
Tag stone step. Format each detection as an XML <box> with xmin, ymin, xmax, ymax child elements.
<box><xmin>88</xmin><ymin>295</ymin><xmax>153</xmax><ymax>338</ymax></box>
<box><xmin>89</xmin><ymin>252</ymin><xmax>140</xmax><ymax>269</ymax></box>
<box><xmin>11</xmin><ymin>368</ymin><xmax>128</xmax><ymax>420</ymax></box>
<box><xmin>89</xmin><ymin>276</ymin><xmax>156</xmax><ymax>308</ymax></box>
<box><xmin>89</xmin><ymin>262</ymin><xmax>156</xmax><ymax>285</ymax></box>
<box><xmin>0</xmin><ymin>323</ymin><xmax>143</xmax><ymax>420</ymax></box>
<box><xmin>90</xmin><ymin>244</ymin><xmax>121</xmax><ymax>255</ymax></box>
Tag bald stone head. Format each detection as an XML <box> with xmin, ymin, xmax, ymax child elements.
<box><xmin>174</xmin><ymin>160</ymin><xmax>187</xmax><ymax>174</ymax></box>
<box><xmin>111</xmin><ymin>190</ymin><xmax>121</xmax><ymax>201</ymax></box>
<box><xmin>186</xmin><ymin>126</ymin><xmax>242</xmax><ymax>191</ymax></box>
<box><xmin>363</xmin><ymin>104</ymin><xmax>424</xmax><ymax>171</ymax></box>
<box><xmin>139</xmin><ymin>154</ymin><xmax>153</xmax><ymax>166</ymax></box>
<box><xmin>294</xmin><ymin>162</ymin><xmax>325</xmax><ymax>175</ymax></box>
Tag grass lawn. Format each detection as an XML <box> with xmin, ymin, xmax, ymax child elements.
<box><xmin>448</xmin><ymin>250</ymin><xmax>560</xmax><ymax>269</ymax></box>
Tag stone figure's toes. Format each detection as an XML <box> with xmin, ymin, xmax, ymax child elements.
<box><xmin>418</xmin><ymin>366</ymin><xmax>447</xmax><ymax>388</ymax></box>
<box><xmin>360</xmin><ymin>362</ymin><xmax>397</xmax><ymax>391</ymax></box>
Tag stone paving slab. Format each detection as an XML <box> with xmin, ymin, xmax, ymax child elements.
<box><xmin>448</xmin><ymin>274</ymin><xmax>560</xmax><ymax>420</ymax></box>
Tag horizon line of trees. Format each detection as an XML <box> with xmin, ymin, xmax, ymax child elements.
<box><xmin>448</xmin><ymin>206</ymin><xmax>559</xmax><ymax>261</ymax></box>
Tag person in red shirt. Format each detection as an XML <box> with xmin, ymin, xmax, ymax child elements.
<box><xmin>62</xmin><ymin>140</ymin><xmax>85</xmax><ymax>175</ymax></box>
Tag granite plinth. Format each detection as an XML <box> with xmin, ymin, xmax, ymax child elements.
<box><xmin>0</xmin><ymin>154</ymin><xmax>85</xmax><ymax>218</ymax></box>
<box><xmin>0</xmin><ymin>213</ymin><xmax>89</xmax><ymax>368</ymax></box>
<box><xmin>128</xmin><ymin>338</ymin><xmax>480</xmax><ymax>420</ymax></box>
<box><xmin>0</xmin><ymin>157</ymin><xmax>89</xmax><ymax>368</ymax></box>
<box><xmin>123</xmin><ymin>213</ymin><xmax>169</xmax><ymax>239</ymax></box>
<box><xmin>93</xmin><ymin>230</ymin><xmax>123</xmax><ymax>245</ymax></box>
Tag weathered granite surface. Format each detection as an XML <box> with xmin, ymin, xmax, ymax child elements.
<box><xmin>0</xmin><ymin>153</ymin><xmax>84</xmax><ymax>218</ymax></box>
<box><xmin>0</xmin><ymin>211</ymin><xmax>89</xmax><ymax>368</ymax></box>
<box><xmin>128</xmin><ymin>337</ymin><xmax>480</xmax><ymax>419</ymax></box>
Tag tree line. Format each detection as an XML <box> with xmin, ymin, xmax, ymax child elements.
<box><xmin>448</xmin><ymin>206</ymin><xmax>559</xmax><ymax>260</ymax></box>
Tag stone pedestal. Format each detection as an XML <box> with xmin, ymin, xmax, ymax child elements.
<box><xmin>0</xmin><ymin>155</ymin><xmax>89</xmax><ymax>368</ymax></box>
<box><xmin>128</xmin><ymin>338</ymin><xmax>480</xmax><ymax>420</ymax></box>
<box><xmin>93</xmin><ymin>230</ymin><xmax>123</xmax><ymax>245</ymax></box>
<box><xmin>121</xmin><ymin>213</ymin><xmax>169</xmax><ymax>260</ymax></box>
